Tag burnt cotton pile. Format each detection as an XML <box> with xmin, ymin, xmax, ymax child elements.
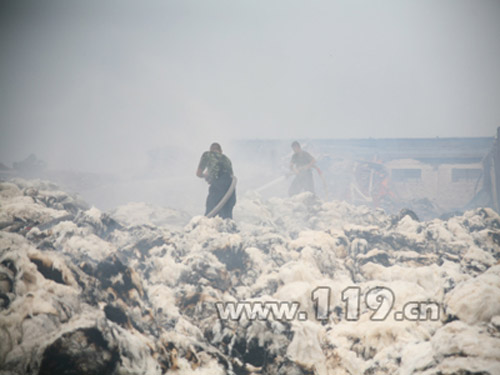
<box><xmin>1</xmin><ymin>178</ymin><xmax>500</xmax><ymax>375</ymax></box>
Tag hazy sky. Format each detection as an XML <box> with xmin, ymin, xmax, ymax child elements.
<box><xmin>1</xmin><ymin>0</ymin><xmax>500</xmax><ymax>173</ymax></box>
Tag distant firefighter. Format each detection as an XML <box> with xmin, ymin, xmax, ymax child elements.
<box><xmin>289</xmin><ymin>141</ymin><xmax>316</xmax><ymax>196</ymax></box>
<box><xmin>196</xmin><ymin>143</ymin><xmax>237</xmax><ymax>219</ymax></box>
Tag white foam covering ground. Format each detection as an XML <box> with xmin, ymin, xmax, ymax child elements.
<box><xmin>0</xmin><ymin>178</ymin><xmax>499</xmax><ymax>374</ymax></box>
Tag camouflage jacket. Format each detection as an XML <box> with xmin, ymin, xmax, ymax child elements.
<box><xmin>291</xmin><ymin>150</ymin><xmax>314</xmax><ymax>168</ymax></box>
<box><xmin>198</xmin><ymin>151</ymin><xmax>233</xmax><ymax>183</ymax></box>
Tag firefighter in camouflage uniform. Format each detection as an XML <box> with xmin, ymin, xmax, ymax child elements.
<box><xmin>196</xmin><ymin>143</ymin><xmax>236</xmax><ymax>219</ymax></box>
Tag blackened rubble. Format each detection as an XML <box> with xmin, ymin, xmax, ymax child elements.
<box><xmin>1</xmin><ymin>178</ymin><xmax>500</xmax><ymax>374</ymax></box>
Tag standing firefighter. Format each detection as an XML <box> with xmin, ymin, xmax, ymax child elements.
<box><xmin>289</xmin><ymin>141</ymin><xmax>316</xmax><ymax>196</ymax></box>
<box><xmin>196</xmin><ymin>143</ymin><xmax>237</xmax><ymax>219</ymax></box>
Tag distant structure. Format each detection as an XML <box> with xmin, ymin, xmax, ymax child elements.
<box><xmin>233</xmin><ymin>129</ymin><xmax>498</xmax><ymax>218</ymax></box>
<box><xmin>490</xmin><ymin>127</ymin><xmax>500</xmax><ymax>212</ymax></box>
<box><xmin>13</xmin><ymin>154</ymin><xmax>47</xmax><ymax>174</ymax></box>
<box><xmin>0</xmin><ymin>154</ymin><xmax>47</xmax><ymax>180</ymax></box>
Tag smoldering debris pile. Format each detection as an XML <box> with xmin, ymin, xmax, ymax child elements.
<box><xmin>1</xmin><ymin>179</ymin><xmax>500</xmax><ymax>375</ymax></box>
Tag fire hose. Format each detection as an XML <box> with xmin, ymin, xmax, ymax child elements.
<box><xmin>206</xmin><ymin>176</ymin><xmax>238</xmax><ymax>218</ymax></box>
<box><xmin>254</xmin><ymin>165</ymin><xmax>329</xmax><ymax>199</ymax></box>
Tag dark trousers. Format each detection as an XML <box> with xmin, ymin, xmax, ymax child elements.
<box><xmin>206</xmin><ymin>173</ymin><xmax>236</xmax><ymax>219</ymax></box>
<box><xmin>288</xmin><ymin>170</ymin><xmax>315</xmax><ymax>196</ymax></box>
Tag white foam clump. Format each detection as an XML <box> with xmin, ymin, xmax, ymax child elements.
<box><xmin>1</xmin><ymin>180</ymin><xmax>500</xmax><ymax>375</ymax></box>
<box><xmin>111</xmin><ymin>201</ymin><xmax>191</xmax><ymax>228</ymax></box>
<box><xmin>426</xmin><ymin>320</ymin><xmax>500</xmax><ymax>374</ymax></box>
<box><xmin>445</xmin><ymin>264</ymin><xmax>500</xmax><ymax>324</ymax></box>
<box><xmin>287</xmin><ymin>320</ymin><xmax>327</xmax><ymax>374</ymax></box>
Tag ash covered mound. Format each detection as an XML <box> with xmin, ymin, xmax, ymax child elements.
<box><xmin>1</xmin><ymin>178</ymin><xmax>500</xmax><ymax>375</ymax></box>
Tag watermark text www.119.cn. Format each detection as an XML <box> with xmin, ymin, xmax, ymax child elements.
<box><xmin>215</xmin><ymin>286</ymin><xmax>440</xmax><ymax>322</ymax></box>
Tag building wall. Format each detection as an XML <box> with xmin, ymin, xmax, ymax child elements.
<box><xmin>386</xmin><ymin>159</ymin><xmax>483</xmax><ymax>211</ymax></box>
